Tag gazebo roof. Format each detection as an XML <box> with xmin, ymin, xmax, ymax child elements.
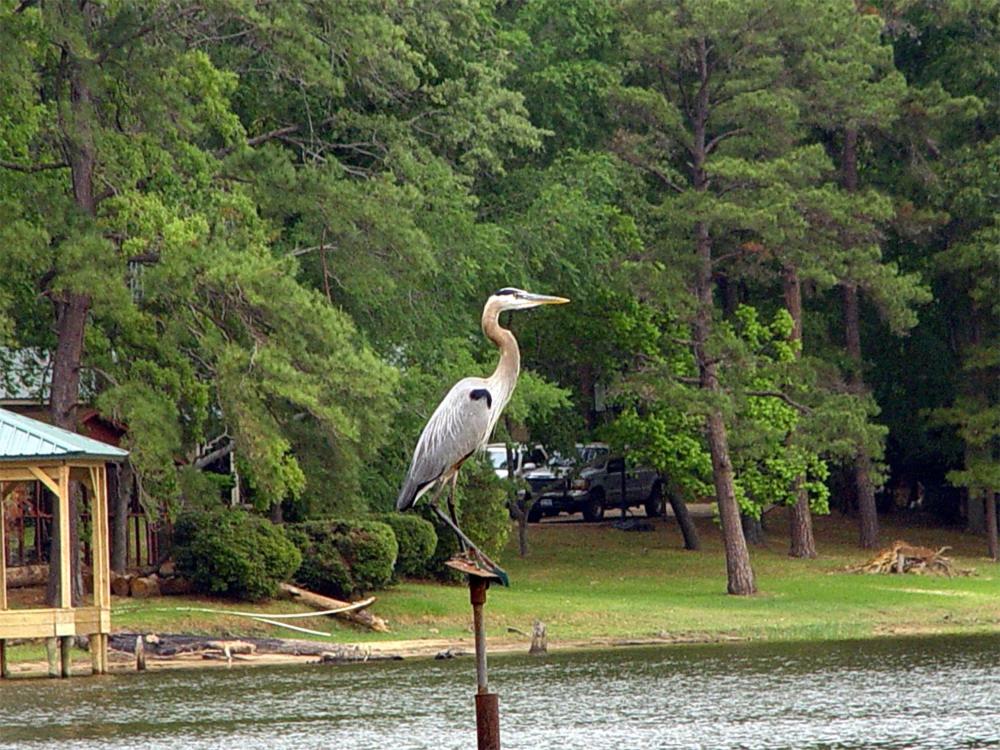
<box><xmin>0</xmin><ymin>407</ymin><xmax>128</xmax><ymax>463</ymax></box>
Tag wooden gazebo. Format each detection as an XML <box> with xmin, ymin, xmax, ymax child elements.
<box><xmin>0</xmin><ymin>407</ymin><xmax>127</xmax><ymax>677</ymax></box>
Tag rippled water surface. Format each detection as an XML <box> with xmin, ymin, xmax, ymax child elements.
<box><xmin>2</xmin><ymin>634</ymin><xmax>1000</xmax><ymax>749</ymax></box>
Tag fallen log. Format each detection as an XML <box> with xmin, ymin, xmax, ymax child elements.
<box><xmin>108</xmin><ymin>633</ymin><xmax>402</xmax><ymax>660</ymax></box>
<box><xmin>111</xmin><ymin>573</ymin><xmax>132</xmax><ymax>598</ymax></box>
<box><xmin>5</xmin><ymin>564</ymin><xmax>48</xmax><ymax>589</ymax></box>
<box><xmin>130</xmin><ymin>575</ymin><xmax>161</xmax><ymax>598</ymax></box>
<box><xmin>279</xmin><ymin>583</ymin><xmax>388</xmax><ymax>633</ymax></box>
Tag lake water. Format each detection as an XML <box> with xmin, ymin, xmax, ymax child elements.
<box><xmin>1</xmin><ymin>634</ymin><xmax>999</xmax><ymax>749</ymax></box>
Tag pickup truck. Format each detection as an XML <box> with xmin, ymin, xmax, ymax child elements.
<box><xmin>525</xmin><ymin>443</ymin><xmax>664</xmax><ymax>522</ymax></box>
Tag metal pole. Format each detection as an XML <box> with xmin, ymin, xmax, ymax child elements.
<box><xmin>470</xmin><ymin>575</ymin><xmax>500</xmax><ymax>750</ymax></box>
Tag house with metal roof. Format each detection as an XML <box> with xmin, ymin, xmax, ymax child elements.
<box><xmin>0</xmin><ymin>407</ymin><xmax>127</xmax><ymax>678</ymax></box>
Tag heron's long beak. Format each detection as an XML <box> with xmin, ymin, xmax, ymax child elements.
<box><xmin>525</xmin><ymin>292</ymin><xmax>570</xmax><ymax>305</ymax></box>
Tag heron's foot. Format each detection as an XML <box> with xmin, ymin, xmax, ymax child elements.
<box><xmin>455</xmin><ymin>547</ymin><xmax>510</xmax><ymax>587</ymax></box>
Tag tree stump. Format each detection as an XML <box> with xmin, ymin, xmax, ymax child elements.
<box><xmin>529</xmin><ymin>619</ymin><xmax>547</xmax><ymax>656</ymax></box>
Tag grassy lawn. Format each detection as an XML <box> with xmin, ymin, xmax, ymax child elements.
<box><xmin>6</xmin><ymin>508</ymin><xmax>1000</xmax><ymax>665</ymax></box>
<box><xmin>367</xmin><ymin>509</ymin><xmax>1000</xmax><ymax>645</ymax></box>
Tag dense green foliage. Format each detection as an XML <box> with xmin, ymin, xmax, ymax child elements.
<box><xmin>174</xmin><ymin>509</ymin><xmax>301</xmax><ymax>600</ymax></box>
<box><xmin>290</xmin><ymin>519</ymin><xmax>399</xmax><ymax>598</ymax></box>
<box><xmin>1</xmin><ymin>0</ymin><xmax>998</xmax><ymax>594</ymax></box>
<box><xmin>374</xmin><ymin>513</ymin><xmax>439</xmax><ymax>579</ymax></box>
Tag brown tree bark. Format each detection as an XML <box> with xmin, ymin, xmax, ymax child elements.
<box><xmin>110</xmin><ymin>462</ymin><xmax>131</xmax><ymax>573</ymax></box>
<box><xmin>840</xmin><ymin>127</ymin><xmax>879</xmax><ymax>550</ymax></box>
<box><xmin>985</xmin><ymin>491</ymin><xmax>998</xmax><ymax>562</ymax></box>
<box><xmin>665</xmin><ymin>484</ymin><xmax>700</xmax><ymax>551</ymax></box>
<box><xmin>783</xmin><ymin>265</ymin><xmax>817</xmax><ymax>558</ymax></box>
<box><xmin>741</xmin><ymin>513</ymin><xmax>765</xmax><ymax>546</ymax></box>
<box><xmin>689</xmin><ymin>36</ymin><xmax>756</xmax><ymax>595</ymax></box>
<box><xmin>46</xmin><ymin>15</ymin><xmax>97</xmax><ymax>607</ymax></box>
<box><xmin>843</xmin><ymin>282</ymin><xmax>879</xmax><ymax>549</ymax></box>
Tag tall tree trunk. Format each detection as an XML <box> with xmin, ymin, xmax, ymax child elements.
<box><xmin>843</xmin><ymin>282</ymin><xmax>879</xmax><ymax>548</ymax></box>
<box><xmin>666</xmin><ymin>484</ymin><xmax>700</xmax><ymax>551</ymax></box>
<box><xmin>985</xmin><ymin>490</ymin><xmax>998</xmax><ymax>562</ymax></box>
<box><xmin>966</xmin><ymin>487</ymin><xmax>986</xmax><ymax>534</ymax></box>
<box><xmin>690</xmin><ymin>36</ymin><xmax>755</xmax><ymax>595</ymax></box>
<box><xmin>47</xmin><ymin>28</ymin><xmax>97</xmax><ymax>607</ymax></box>
<box><xmin>783</xmin><ymin>265</ymin><xmax>817</xmax><ymax>558</ymax></box>
<box><xmin>741</xmin><ymin>513</ymin><xmax>765</xmax><ymax>546</ymax></box>
<box><xmin>110</xmin><ymin>462</ymin><xmax>130</xmax><ymax>573</ymax></box>
<box><xmin>501</xmin><ymin>421</ymin><xmax>531</xmax><ymax>558</ymax></box>
<box><xmin>841</xmin><ymin>127</ymin><xmax>879</xmax><ymax>550</ymax></box>
<box><xmin>698</xmin><ymin>225</ymin><xmax>755</xmax><ymax>593</ymax></box>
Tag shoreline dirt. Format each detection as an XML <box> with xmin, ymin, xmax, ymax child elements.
<box><xmin>2</xmin><ymin>631</ymin><xmax>748</xmax><ymax>678</ymax></box>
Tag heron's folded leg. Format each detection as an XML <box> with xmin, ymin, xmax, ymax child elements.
<box><xmin>446</xmin><ymin>473</ymin><xmax>465</xmax><ymax>552</ymax></box>
<box><xmin>428</xmin><ymin>478</ymin><xmax>466</xmax><ymax>553</ymax></box>
<box><xmin>431</xmin><ymin>504</ymin><xmax>479</xmax><ymax>557</ymax></box>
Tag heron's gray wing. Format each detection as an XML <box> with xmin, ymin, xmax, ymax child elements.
<box><xmin>396</xmin><ymin>378</ymin><xmax>493</xmax><ymax>510</ymax></box>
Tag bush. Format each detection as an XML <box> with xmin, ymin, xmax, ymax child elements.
<box><xmin>174</xmin><ymin>508</ymin><xmax>302</xmax><ymax>601</ymax></box>
<box><xmin>290</xmin><ymin>519</ymin><xmax>398</xmax><ymax>598</ymax></box>
<box><xmin>374</xmin><ymin>513</ymin><xmax>438</xmax><ymax>578</ymax></box>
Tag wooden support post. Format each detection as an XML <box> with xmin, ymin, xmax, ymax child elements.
<box><xmin>60</xmin><ymin>635</ymin><xmax>72</xmax><ymax>678</ymax></box>
<box><xmin>58</xmin><ymin>465</ymin><xmax>71</xmax><ymax>610</ymax></box>
<box><xmin>0</xmin><ymin>480</ymin><xmax>7</xmax><ymax>613</ymax></box>
<box><xmin>0</xmin><ymin>640</ymin><xmax>8</xmax><ymax>679</ymax></box>
<box><xmin>88</xmin><ymin>464</ymin><xmax>110</xmax><ymax>674</ymax></box>
<box><xmin>46</xmin><ymin>638</ymin><xmax>59</xmax><ymax>678</ymax></box>
<box><xmin>135</xmin><ymin>634</ymin><xmax>146</xmax><ymax>671</ymax></box>
<box><xmin>470</xmin><ymin>575</ymin><xmax>500</xmax><ymax>750</ymax></box>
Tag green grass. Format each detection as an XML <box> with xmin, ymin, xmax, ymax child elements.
<box><xmin>7</xmin><ymin>509</ymin><xmax>1000</xmax><ymax>666</ymax></box>
<box><xmin>365</xmin><ymin>509</ymin><xmax>1000</xmax><ymax>645</ymax></box>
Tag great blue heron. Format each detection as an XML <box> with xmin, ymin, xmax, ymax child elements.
<box><xmin>396</xmin><ymin>287</ymin><xmax>569</xmax><ymax>584</ymax></box>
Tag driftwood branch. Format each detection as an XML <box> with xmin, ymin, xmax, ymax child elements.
<box><xmin>279</xmin><ymin>583</ymin><xmax>389</xmax><ymax>632</ymax></box>
<box><xmin>849</xmin><ymin>540</ymin><xmax>972</xmax><ymax>576</ymax></box>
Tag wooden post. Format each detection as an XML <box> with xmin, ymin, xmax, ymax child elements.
<box><xmin>89</xmin><ymin>464</ymin><xmax>110</xmax><ymax>674</ymax></box>
<box><xmin>135</xmin><ymin>634</ymin><xmax>146</xmax><ymax>671</ymax></box>
<box><xmin>58</xmin><ymin>465</ymin><xmax>71</xmax><ymax>610</ymax></box>
<box><xmin>0</xmin><ymin>480</ymin><xmax>7</xmax><ymax>612</ymax></box>
<box><xmin>1</xmin><ymin>486</ymin><xmax>6</xmax><ymax>680</ymax></box>
<box><xmin>60</xmin><ymin>635</ymin><xmax>72</xmax><ymax>678</ymax></box>
<box><xmin>46</xmin><ymin>637</ymin><xmax>59</xmax><ymax>678</ymax></box>
<box><xmin>470</xmin><ymin>575</ymin><xmax>500</xmax><ymax>750</ymax></box>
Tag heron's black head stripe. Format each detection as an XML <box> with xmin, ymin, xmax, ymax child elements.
<box><xmin>494</xmin><ymin>288</ymin><xmax>517</xmax><ymax>296</ymax></box>
<box><xmin>469</xmin><ymin>388</ymin><xmax>493</xmax><ymax>409</ymax></box>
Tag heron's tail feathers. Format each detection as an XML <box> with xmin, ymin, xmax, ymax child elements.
<box><xmin>396</xmin><ymin>478</ymin><xmax>430</xmax><ymax>512</ymax></box>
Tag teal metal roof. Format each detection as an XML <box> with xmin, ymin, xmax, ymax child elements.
<box><xmin>0</xmin><ymin>407</ymin><xmax>129</xmax><ymax>463</ymax></box>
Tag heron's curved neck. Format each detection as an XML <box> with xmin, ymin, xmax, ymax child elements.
<box><xmin>482</xmin><ymin>305</ymin><xmax>520</xmax><ymax>392</ymax></box>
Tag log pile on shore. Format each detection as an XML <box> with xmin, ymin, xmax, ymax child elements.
<box><xmin>111</xmin><ymin>561</ymin><xmax>194</xmax><ymax>598</ymax></box>
<box><xmin>849</xmin><ymin>540</ymin><xmax>972</xmax><ymax>576</ymax></box>
<box><xmin>109</xmin><ymin>633</ymin><xmax>402</xmax><ymax>663</ymax></box>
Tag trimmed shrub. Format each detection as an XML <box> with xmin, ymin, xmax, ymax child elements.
<box><xmin>290</xmin><ymin>519</ymin><xmax>398</xmax><ymax>598</ymax></box>
<box><xmin>174</xmin><ymin>508</ymin><xmax>302</xmax><ymax>601</ymax></box>
<box><xmin>374</xmin><ymin>513</ymin><xmax>438</xmax><ymax>578</ymax></box>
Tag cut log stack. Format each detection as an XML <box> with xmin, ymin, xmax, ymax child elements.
<box><xmin>110</xmin><ymin>561</ymin><xmax>194</xmax><ymax>598</ymax></box>
<box><xmin>4</xmin><ymin>564</ymin><xmax>49</xmax><ymax>589</ymax></box>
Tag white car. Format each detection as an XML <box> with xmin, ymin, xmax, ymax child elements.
<box><xmin>485</xmin><ymin>443</ymin><xmax>548</xmax><ymax>481</ymax></box>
